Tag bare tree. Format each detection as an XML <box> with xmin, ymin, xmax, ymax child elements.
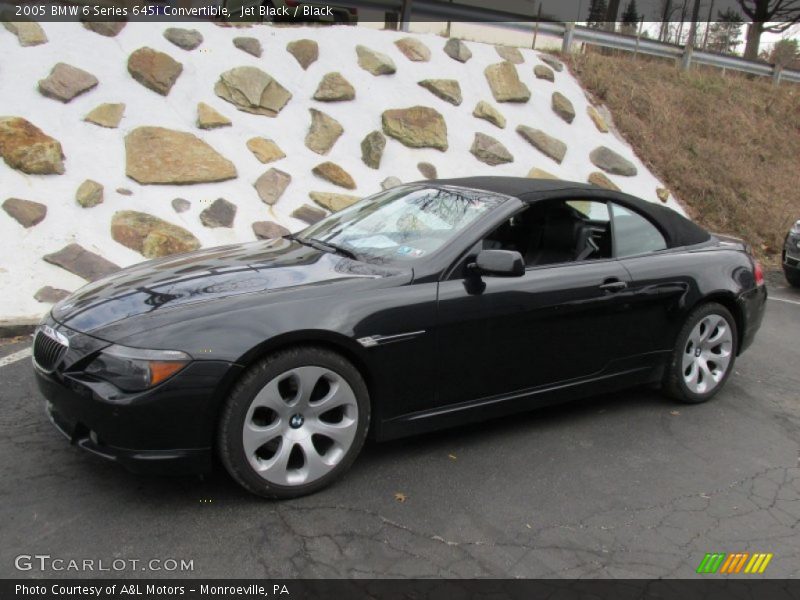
<box><xmin>737</xmin><ymin>0</ymin><xmax>800</xmax><ymax>60</ymax></box>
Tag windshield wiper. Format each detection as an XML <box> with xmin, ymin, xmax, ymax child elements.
<box><xmin>285</xmin><ymin>233</ymin><xmax>362</xmax><ymax>261</ymax></box>
<box><xmin>306</xmin><ymin>238</ymin><xmax>361</xmax><ymax>261</ymax></box>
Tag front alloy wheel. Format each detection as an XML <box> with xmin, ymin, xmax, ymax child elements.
<box><xmin>219</xmin><ymin>347</ymin><xmax>369</xmax><ymax>498</ymax></box>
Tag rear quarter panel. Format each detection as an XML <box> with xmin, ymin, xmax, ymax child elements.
<box><xmin>619</xmin><ymin>245</ymin><xmax>757</xmax><ymax>353</ymax></box>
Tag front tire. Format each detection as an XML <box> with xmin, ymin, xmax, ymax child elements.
<box><xmin>218</xmin><ymin>346</ymin><xmax>370</xmax><ymax>499</ymax></box>
<box><xmin>663</xmin><ymin>302</ymin><xmax>737</xmax><ymax>404</ymax></box>
<box><xmin>784</xmin><ymin>265</ymin><xmax>800</xmax><ymax>288</ymax></box>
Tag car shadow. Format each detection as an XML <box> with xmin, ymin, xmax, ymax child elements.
<box><xmin>71</xmin><ymin>385</ymin><xmax>670</xmax><ymax>505</ymax></box>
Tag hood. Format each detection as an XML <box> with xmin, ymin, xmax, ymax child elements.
<box><xmin>52</xmin><ymin>238</ymin><xmax>409</xmax><ymax>334</ymax></box>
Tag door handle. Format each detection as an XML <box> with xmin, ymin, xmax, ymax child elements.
<box><xmin>599</xmin><ymin>279</ymin><xmax>628</xmax><ymax>292</ymax></box>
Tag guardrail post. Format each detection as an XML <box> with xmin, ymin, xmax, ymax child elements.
<box><xmin>399</xmin><ymin>0</ymin><xmax>412</xmax><ymax>33</ymax></box>
<box><xmin>562</xmin><ymin>22</ymin><xmax>575</xmax><ymax>54</ymax></box>
<box><xmin>680</xmin><ymin>43</ymin><xmax>693</xmax><ymax>71</ymax></box>
<box><xmin>772</xmin><ymin>64</ymin><xmax>783</xmax><ymax>86</ymax></box>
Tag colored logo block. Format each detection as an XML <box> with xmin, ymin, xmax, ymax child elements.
<box><xmin>696</xmin><ymin>552</ymin><xmax>773</xmax><ymax>574</ymax></box>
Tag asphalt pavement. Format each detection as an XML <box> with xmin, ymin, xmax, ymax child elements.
<box><xmin>1</xmin><ymin>280</ymin><xmax>798</xmax><ymax>579</ymax></box>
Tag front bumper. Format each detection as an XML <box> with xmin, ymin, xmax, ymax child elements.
<box><xmin>784</xmin><ymin>233</ymin><xmax>800</xmax><ymax>271</ymax></box>
<box><xmin>34</xmin><ymin>340</ymin><xmax>243</xmax><ymax>476</ymax></box>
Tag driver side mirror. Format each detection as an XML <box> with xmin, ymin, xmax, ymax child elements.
<box><xmin>472</xmin><ymin>249</ymin><xmax>525</xmax><ymax>277</ymax></box>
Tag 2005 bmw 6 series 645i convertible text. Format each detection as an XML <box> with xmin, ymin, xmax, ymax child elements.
<box><xmin>33</xmin><ymin>178</ymin><xmax>767</xmax><ymax>498</ymax></box>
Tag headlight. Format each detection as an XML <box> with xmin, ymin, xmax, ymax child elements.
<box><xmin>85</xmin><ymin>344</ymin><xmax>191</xmax><ymax>392</ymax></box>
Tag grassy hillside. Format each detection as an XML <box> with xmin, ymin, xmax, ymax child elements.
<box><xmin>568</xmin><ymin>52</ymin><xmax>800</xmax><ymax>264</ymax></box>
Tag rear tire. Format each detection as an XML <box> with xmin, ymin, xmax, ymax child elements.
<box><xmin>663</xmin><ymin>303</ymin><xmax>737</xmax><ymax>404</ymax></box>
<box><xmin>218</xmin><ymin>346</ymin><xmax>370</xmax><ymax>499</ymax></box>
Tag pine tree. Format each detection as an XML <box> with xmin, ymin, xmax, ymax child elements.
<box><xmin>621</xmin><ymin>0</ymin><xmax>639</xmax><ymax>35</ymax></box>
<box><xmin>586</xmin><ymin>0</ymin><xmax>608</xmax><ymax>29</ymax></box>
<box><xmin>707</xmin><ymin>8</ymin><xmax>744</xmax><ymax>54</ymax></box>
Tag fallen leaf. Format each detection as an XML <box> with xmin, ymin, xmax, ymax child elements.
<box><xmin>448</xmin><ymin>453</ymin><xmax>457</xmax><ymax>461</ymax></box>
<box><xmin>525</xmin><ymin>523</ymin><xmax>532</xmax><ymax>529</ymax></box>
<box><xmin>394</xmin><ymin>492</ymin><xmax>407</xmax><ymax>503</ymax></box>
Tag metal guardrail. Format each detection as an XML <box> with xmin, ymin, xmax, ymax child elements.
<box><xmin>349</xmin><ymin>0</ymin><xmax>800</xmax><ymax>84</ymax></box>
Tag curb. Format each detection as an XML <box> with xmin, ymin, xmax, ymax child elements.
<box><xmin>0</xmin><ymin>318</ymin><xmax>39</xmax><ymax>338</ymax></box>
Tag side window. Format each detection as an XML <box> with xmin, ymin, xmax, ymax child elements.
<box><xmin>481</xmin><ymin>200</ymin><xmax>612</xmax><ymax>267</ymax></box>
<box><xmin>610</xmin><ymin>203</ymin><xmax>667</xmax><ymax>257</ymax></box>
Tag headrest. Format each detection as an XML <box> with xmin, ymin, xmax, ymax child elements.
<box><xmin>542</xmin><ymin>210</ymin><xmax>580</xmax><ymax>251</ymax></box>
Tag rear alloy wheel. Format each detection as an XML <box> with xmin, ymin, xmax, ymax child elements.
<box><xmin>664</xmin><ymin>303</ymin><xmax>737</xmax><ymax>404</ymax></box>
<box><xmin>219</xmin><ymin>347</ymin><xmax>369</xmax><ymax>499</ymax></box>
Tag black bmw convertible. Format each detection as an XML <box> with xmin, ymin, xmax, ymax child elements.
<box><xmin>33</xmin><ymin>178</ymin><xmax>767</xmax><ymax>498</ymax></box>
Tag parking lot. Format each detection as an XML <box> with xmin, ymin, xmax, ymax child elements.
<box><xmin>1</xmin><ymin>279</ymin><xmax>798</xmax><ymax>579</ymax></box>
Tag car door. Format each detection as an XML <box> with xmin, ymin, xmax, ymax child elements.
<box><xmin>434</xmin><ymin>200</ymin><xmax>635</xmax><ymax>409</ymax></box>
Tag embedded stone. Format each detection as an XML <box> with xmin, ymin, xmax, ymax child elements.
<box><xmin>233</xmin><ymin>36</ymin><xmax>262</xmax><ymax>57</ymax></box>
<box><xmin>470</xmin><ymin>132</ymin><xmax>513</xmax><ymax>166</ymax></box>
<box><xmin>496</xmin><ymin>45</ymin><xmax>524</xmax><ymax>64</ymax></box>
<box><xmin>656</xmin><ymin>187</ymin><xmax>670</xmax><ymax>203</ymax></box>
<box><xmin>356</xmin><ymin>45</ymin><xmax>396</xmax><ymax>76</ymax></box>
<box><xmin>360</xmin><ymin>130</ymin><xmax>385</xmax><ymax>169</ymax></box>
<box><xmin>116</xmin><ymin>188</ymin><xmax>132</xmax><ymax>196</ymax></box>
<box><xmin>516</xmin><ymin>126</ymin><xmax>567</xmax><ymax>163</ymax></box>
<box><xmin>0</xmin><ymin>117</ymin><xmax>64</xmax><ymax>175</ymax></box>
<box><xmin>312</xmin><ymin>162</ymin><xmax>355</xmax><ymax>190</ymax></box>
<box><xmin>381</xmin><ymin>176</ymin><xmax>402</xmax><ymax>190</ymax></box>
<box><xmin>551</xmin><ymin>92</ymin><xmax>575</xmax><ymax>124</ymax></box>
<box><xmin>305</xmin><ymin>109</ymin><xmax>343</xmax><ymax>155</ymax></box>
<box><xmin>38</xmin><ymin>63</ymin><xmax>98</xmax><ymax>103</ymax></box>
<box><xmin>527</xmin><ymin>167</ymin><xmax>558</xmax><ymax>179</ymax></box>
<box><xmin>214</xmin><ymin>66</ymin><xmax>292</xmax><ymax>117</ymax></box>
<box><xmin>43</xmin><ymin>243</ymin><xmax>119</xmax><ymax>281</ymax></box>
<box><xmin>484</xmin><ymin>62</ymin><xmax>530</xmax><ymax>103</ymax></box>
<box><xmin>418</xmin><ymin>79</ymin><xmax>462</xmax><ymax>106</ymax></box>
<box><xmin>76</xmin><ymin>179</ymin><xmax>103</xmax><ymax>208</ymax></box>
<box><xmin>111</xmin><ymin>211</ymin><xmax>200</xmax><ymax>258</ymax></box>
<box><xmin>247</xmin><ymin>138</ymin><xmax>285</xmax><ymax>164</ymax></box>
<box><xmin>200</xmin><ymin>198</ymin><xmax>236</xmax><ymax>228</ymax></box>
<box><xmin>125</xmin><ymin>126</ymin><xmax>237</xmax><ymax>184</ymax></box>
<box><xmin>589</xmin><ymin>146</ymin><xmax>637</xmax><ymax>176</ymax></box>
<box><xmin>253</xmin><ymin>221</ymin><xmax>290</xmax><ymax>240</ymax></box>
<box><xmin>472</xmin><ymin>101</ymin><xmax>506</xmax><ymax>129</ymax></box>
<box><xmin>534</xmin><ymin>64</ymin><xmax>555</xmax><ymax>81</ymax></box>
<box><xmin>309</xmin><ymin>192</ymin><xmax>360</xmax><ymax>212</ymax></box>
<box><xmin>286</xmin><ymin>39</ymin><xmax>318</xmax><ymax>70</ymax></box>
<box><xmin>587</xmin><ymin>106</ymin><xmax>609</xmax><ymax>133</ymax></box>
<box><xmin>254</xmin><ymin>168</ymin><xmax>291</xmax><ymax>205</ymax></box>
<box><xmin>313</xmin><ymin>72</ymin><xmax>355</xmax><ymax>102</ymax></box>
<box><xmin>163</xmin><ymin>27</ymin><xmax>203</xmax><ymax>51</ymax></box>
<box><xmin>197</xmin><ymin>102</ymin><xmax>231</xmax><ymax>129</ymax></box>
<box><xmin>82</xmin><ymin>22</ymin><xmax>126</xmax><ymax>37</ymax></box>
<box><xmin>3</xmin><ymin>22</ymin><xmax>47</xmax><ymax>46</ymax></box>
<box><xmin>382</xmin><ymin>106</ymin><xmax>447</xmax><ymax>151</ymax></box>
<box><xmin>127</xmin><ymin>47</ymin><xmax>182</xmax><ymax>96</ymax></box>
<box><xmin>172</xmin><ymin>198</ymin><xmax>190</xmax><ymax>213</ymax></box>
<box><xmin>292</xmin><ymin>204</ymin><xmax>326</xmax><ymax>225</ymax></box>
<box><xmin>588</xmin><ymin>171</ymin><xmax>620</xmax><ymax>191</ymax></box>
<box><xmin>84</xmin><ymin>103</ymin><xmax>125</xmax><ymax>128</ymax></box>
<box><xmin>2</xmin><ymin>198</ymin><xmax>47</xmax><ymax>228</ymax></box>
<box><xmin>395</xmin><ymin>37</ymin><xmax>430</xmax><ymax>61</ymax></box>
<box><xmin>539</xmin><ymin>54</ymin><xmax>563</xmax><ymax>72</ymax></box>
<box><xmin>418</xmin><ymin>162</ymin><xmax>437</xmax><ymax>179</ymax></box>
<box><xmin>443</xmin><ymin>38</ymin><xmax>471</xmax><ymax>62</ymax></box>
<box><xmin>34</xmin><ymin>286</ymin><xmax>70</xmax><ymax>304</ymax></box>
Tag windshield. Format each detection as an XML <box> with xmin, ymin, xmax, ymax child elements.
<box><xmin>298</xmin><ymin>186</ymin><xmax>507</xmax><ymax>263</ymax></box>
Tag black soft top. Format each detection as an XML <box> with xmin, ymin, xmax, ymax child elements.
<box><xmin>430</xmin><ymin>176</ymin><xmax>711</xmax><ymax>249</ymax></box>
